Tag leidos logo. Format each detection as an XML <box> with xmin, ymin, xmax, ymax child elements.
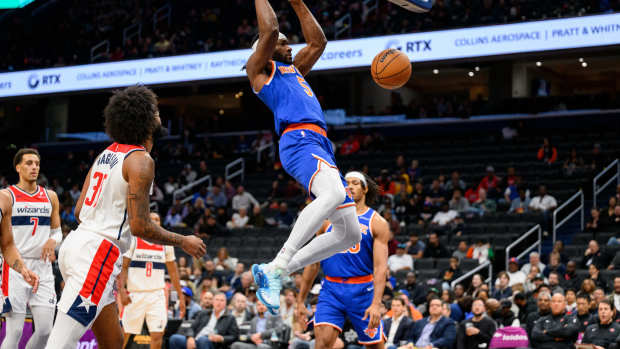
<box><xmin>28</xmin><ymin>73</ymin><xmax>61</xmax><ymax>89</ymax></box>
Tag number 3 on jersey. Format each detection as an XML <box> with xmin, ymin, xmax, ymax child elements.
<box><xmin>84</xmin><ymin>171</ymin><xmax>108</xmax><ymax>207</ymax></box>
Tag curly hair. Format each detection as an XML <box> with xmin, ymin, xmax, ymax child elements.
<box><xmin>363</xmin><ymin>173</ymin><xmax>380</xmax><ymax>206</ymax></box>
<box><xmin>103</xmin><ymin>85</ymin><xmax>159</xmax><ymax>146</ymax></box>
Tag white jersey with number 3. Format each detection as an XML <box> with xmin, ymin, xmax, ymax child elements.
<box><xmin>78</xmin><ymin>143</ymin><xmax>145</xmax><ymax>253</ymax></box>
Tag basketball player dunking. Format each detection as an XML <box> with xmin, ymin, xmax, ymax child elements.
<box><xmin>297</xmin><ymin>172</ymin><xmax>389</xmax><ymax>349</ymax></box>
<box><xmin>246</xmin><ymin>0</ymin><xmax>361</xmax><ymax>314</ymax></box>
<box><xmin>44</xmin><ymin>86</ymin><xmax>206</xmax><ymax>349</ymax></box>
<box><xmin>1</xmin><ymin>148</ymin><xmax>61</xmax><ymax>349</ymax></box>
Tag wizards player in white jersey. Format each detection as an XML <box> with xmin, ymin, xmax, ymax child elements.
<box><xmin>246</xmin><ymin>0</ymin><xmax>361</xmax><ymax>314</ymax></box>
<box><xmin>296</xmin><ymin>172</ymin><xmax>389</xmax><ymax>349</ymax></box>
<box><xmin>119</xmin><ymin>212</ymin><xmax>185</xmax><ymax>349</ymax></box>
<box><xmin>0</xmin><ymin>148</ymin><xmax>61</xmax><ymax>349</ymax></box>
<box><xmin>44</xmin><ymin>86</ymin><xmax>206</xmax><ymax>349</ymax></box>
<box><xmin>0</xmin><ymin>189</ymin><xmax>39</xmax><ymax>336</ymax></box>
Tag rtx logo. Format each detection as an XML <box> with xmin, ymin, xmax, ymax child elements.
<box><xmin>28</xmin><ymin>74</ymin><xmax>61</xmax><ymax>89</ymax></box>
<box><xmin>385</xmin><ymin>39</ymin><xmax>432</xmax><ymax>52</ymax></box>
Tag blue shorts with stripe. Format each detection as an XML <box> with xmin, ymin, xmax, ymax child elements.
<box><xmin>313</xmin><ymin>279</ymin><xmax>385</xmax><ymax>344</ymax></box>
<box><xmin>279</xmin><ymin>128</ymin><xmax>353</xmax><ymax>207</ymax></box>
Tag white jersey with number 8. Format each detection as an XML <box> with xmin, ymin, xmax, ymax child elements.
<box><xmin>78</xmin><ymin>143</ymin><xmax>145</xmax><ymax>253</ymax></box>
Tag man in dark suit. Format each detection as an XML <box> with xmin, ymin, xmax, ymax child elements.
<box><xmin>408</xmin><ymin>298</ymin><xmax>456</xmax><ymax>349</ymax></box>
<box><xmin>231</xmin><ymin>300</ymin><xmax>285</xmax><ymax>349</ymax></box>
<box><xmin>384</xmin><ymin>298</ymin><xmax>414</xmax><ymax>349</ymax></box>
<box><xmin>169</xmin><ymin>292</ymin><xmax>239</xmax><ymax>349</ymax></box>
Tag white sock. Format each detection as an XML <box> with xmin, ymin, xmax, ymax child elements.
<box><xmin>44</xmin><ymin>311</ymin><xmax>88</xmax><ymax>349</ymax></box>
<box><xmin>285</xmin><ymin>204</ymin><xmax>360</xmax><ymax>274</ymax></box>
<box><xmin>269</xmin><ymin>166</ymin><xmax>348</xmax><ymax>273</ymax></box>
<box><xmin>25</xmin><ymin>306</ymin><xmax>55</xmax><ymax>349</ymax></box>
<box><xmin>1</xmin><ymin>312</ymin><xmax>26</xmax><ymax>349</ymax></box>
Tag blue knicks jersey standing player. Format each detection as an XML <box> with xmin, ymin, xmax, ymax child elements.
<box><xmin>297</xmin><ymin>172</ymin><xmax>390</xmax><ymax>349</ymax></box>
<box><xmin>245</xmin><ymin>0</ymin><xmax>362</xmax><ymax>314</ymax></box>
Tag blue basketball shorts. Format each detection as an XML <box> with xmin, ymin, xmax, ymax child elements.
<box><xmin>313</xmin><ymin>278</ymin><xmax>386</xmax><ymax>344</ymax></box>
<box><xmin>278</xmin><ymin>125</ymin><xmax>354</xmax><ymax>208</ymax></box>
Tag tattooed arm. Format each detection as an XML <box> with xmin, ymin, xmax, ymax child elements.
<box><xmin>124</xmin><ymin>151</ymin><xmax>206</xmax><ymax>257</ymax></box>
<box><xmin>0</xmin><ymin>190</ymin><xmax>39</xmax><ymax>292</ymax></box>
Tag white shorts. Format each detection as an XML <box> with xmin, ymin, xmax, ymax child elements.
<box><xmin>122</xmin><ymin>289</ymin><xmax>167</xmax><ymax>334</ymax></box>
<box><xmin>2</xmin><ymin>258</ymin><xmax>56</xmax><ymax>314</ymax></box>
<box><xmin>56</xmin><ymin>229</ymin><xmax>122</xmax><ymax>328</ymax></box>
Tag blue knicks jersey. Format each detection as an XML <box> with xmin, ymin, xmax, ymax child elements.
<box><xmin>321</xmin><ymin>208</ymin><xmax>376</xmax><ymax>278</ymax></box>
<box><xmin>255</xmin><ymin>60</ymin><xmax>326</xmax><ymax>136</ymax></box>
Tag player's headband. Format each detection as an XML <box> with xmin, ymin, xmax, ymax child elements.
<box><xmin>345</xmin><ymin>171</ymin><xmax>367</xmax><ymax>187</ymax></box>
<box><xmin>252</xmin><ymin>32</ymin><xmax>288</xmax><ymax>52</ymax></box>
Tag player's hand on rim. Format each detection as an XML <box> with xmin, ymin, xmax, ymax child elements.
<box><xmin>21</xmin><ymin>267</ymin><xmax>39</xmax><ymax>294</ymax></box>
<box><xmin>41</xmin><ymin>238</ymin><xmax>57</xmax><ymax>263</ymax></box>
<box><xmin>362</xmin><ymin>302</ymin><xmax>382</xmax><ymax>330</ymax></box>
<box><xmin>181</xmin><ymin>235</ymin><xmax>206</xmax><ymax>258</ymax></box>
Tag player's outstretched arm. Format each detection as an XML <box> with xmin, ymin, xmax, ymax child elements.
<box><xmin>246</xmin><ymin>0</ymin><xmax>279</xmax><ymax>92</ymax></box>
<box><xmin>290</xmin><ymin>0</ymin><xmax>327</xmax><ymax>76</ymax></box>
<box><xmin>124</xmin><ymin>152</ymin><xmax>206</xmax><ymax>258</ymax></box>
<box><xmin>0</xmin><ymin>191</ymin><xmax>39</xmax><ymax>293</ymax></box>
<box><xmin>363</xmin><ymin>214</ymin><xmax>390</xmax><ymax>329</ymax></box>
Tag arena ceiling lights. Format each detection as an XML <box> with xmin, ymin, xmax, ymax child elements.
<box><xmin>0</xmin><ymin>13</ymin><xmax>619</xmax><ymax>98</ymax></box>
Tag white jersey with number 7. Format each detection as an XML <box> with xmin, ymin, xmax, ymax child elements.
<box><xmin>78</xmin><ymin>143</ymin><xmax>146</xmax><ymax>254</ymax></box>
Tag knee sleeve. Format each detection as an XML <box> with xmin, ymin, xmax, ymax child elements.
<box><xmin>311</xmin><ymin>167</ymin><xmax>347</xmax><ymax>212</ymax></box>
<box><xmin>328</xmin><ymin>205</ymin><xmax>363</xmax><ymax>249</ymax></box>
<box><xmin>26</xmin><ymin>306</ymin><xmax>55</xmax><ymax>349</ymax></box>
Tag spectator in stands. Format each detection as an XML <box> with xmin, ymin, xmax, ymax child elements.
<box><xmin>493</xmin><ymin>299</ymin><xmax>519</xmax><ymax>328</ymax></box>
<box><xmin>449</xmin><ymin>189</ymin><xmax>470</xmax><ymax>213</ymax></box>
<box><xmin>586</xmin><ymin>208</ymin><xmax>602</xmax><ymax>234</ymax></box>
<box><xmin>69</xmin><ymin>184</ymin><xmax>81</xmax><ymax>203</ymax></box>
<box><xmin>407</xmin><ymin>234</ymin><xmax>425</xmax><ymax>259</ymax></box>
<box><xmin>183</xmin><ymin>163</ymin><xmax>198</xmax><ymax>183</ymax></box>
<box><xmin>492</xmin><ymin>272</ymin><xmax>513</xmax><ymax>300</ymax></box>
<box><xmin>424</xmin><ymin>232</ymin><xmax>449</xmax><ymax>258</ymax></box>
<box><xmin>228</xmin><ymin>263</ymin><xmax>245</xmax><ymax>292</ymax></box>
<box><xmin>613</xmin><ymin>277</ymin><xmax>620</xmax><ymax>310</ymax></box>
<box><xmin>525</xmin><ymin>269</ymin><xmax>546</xmax><ymax>293</ymax></box>
<box><xmin>521</xmin><ymin>252</ymin><xmax>546</xmax><ymax>275</ymax></box>
<box><xmin>508</xmin><ymin>188</ymin><xmax>530</xmax><ymax>214</ymax></box>
<box><xmin>525</xmin><ymin>291</ymin><xmax>552</xmax><ymax>339</ymax></box>
<box><xmin>575</xmin><ymin>292</ymin><xmax>593</xmax><ymax>336</ymax></box>
<box><xmin>453</xmin><ymin>240</ymin><xmax>469</xmax><ymax>261</ymax></box>
<box><xmin>232</xmin><ymin>186</ymin><xmax>259</xmax><ymax>212</ymax></box>
<box><xmin>60</xmin><ymin>204</ymin><xmax>77</xmax><ymax>227</ymax></box>
<box><xmin>214</xmin><ymin>247</ymin><xmax>238</xmax><ymax>273</ymax></box>
<box><xmin>165</xmin><ymin>206</ymin><xmax>184</xmax><ymax>227</ymax></box>
<box><xmin>408</xmin><ymin>160</ymin><xmax>421</xmax><ymax>182</ymax></box>
<box><xmin>440</xmin><ymin>257</ymin><xmax>462</xmax><ymax>290</ymax></box>
<box><xmin>563</xmin><ymin>147</ymin><xmax>584</xmax><ymax>177</ymax></box>
<box><xmin>206</xmin><ymin>185</ymin><xmax>228</xmax><ymax>208</ymax></box>
<box><xmin>601</xmin><ymin>196</ymin><xmax>617</xmax><ymax>225</ymax></box>
<box><xmin>507</xmin><ymin>258</ymin><xmax>526</xmax><ymax>286</ymax></box>
<box><xmin>588</xmin><ymin>264</ymin><xmax>609</xmax><ymax>293</ymax></box>
<box><xmin>581</xmin><ymin>240</ymin><xmax>611</xmax><ymax>270</ymax></box>
<box><xmin>164</xmin><ymin>176</ymin><xmax>179</xmax><ymax>196</ymax></box>
<box><xmin>563</xmin><ymin>261</ymin><xmax>582</xmax><ymax>291</ymax></box>
<box><xmin>467</xmin><ymin>274</ymin><xmax>484</xmax><ymax>297</ymax></box>
<box><xmin>280</xmin><ymin>289</ymin><xmax>296</xmax><ymax>332</ymax></box>
<box><xmin>384</xmin><ymin>298</ymin><xmax>414</xmax><ymax>349</ymax></box>
<box><xmin>227</xmin><ymin>207</ymin><xmax>250</xmax><ymax>229</ymax></box>
<box><xmin>234</xmin><ymin>272</ymin><xmax>254</xmax><ymax>296</ymax></box>
<box><xmin>445</xmin><ymin>171</ymin><xmax>466</xmax><ymax>193</ymax></box>
<box><xmin>548</xmin><ymin>272</ymin><xmax>564</xmax><ymax>295</ymax></box>
<box><xmin>472</xmin><ymin>188</ymin><xmax>497</xmax><ymax>215</ymax></box>
<box><xmin>428</xmin><ymin>179</ymin><xmax>447</xmax><ymax>206</ymax></box>
<box><xmin>196</xmin><ymin>214</ymin><xmax>226</xmax><ymax>239</ymax></box>
<box><xmin>537</xmin><ymin>137</ymin><xmax>558</xmax><ymax>165</ymax></box>
<box><xmin>181</xmin><ymin>287</ymin><xmax>203</xmax><ymax>320</ymax></box>
<box><xmin>431</xmin><ymin>203</ymin><xmax>462</xmax><ymax>227</ymax></box>
<box><xmin>231</xmin><ymin>293</ymin><xmax>254</xmax><ymax>327</ymax></box>
<box><xmin>478</xmin><ymin>166</ymin><xmax>500</xmax><ymax>198</ymax></box>
<box><xmin>397</xmin><ymin>272</ymin><xmax>427</xmax><ymax>306</ymax></box>
<box><xmin>565</xmin><ymin>289</ymin><xmax>577</xmax><ymax>313</ymax></box>
<box><xmin>544</xmin><ymin>251</ymin><xmax>566</xmax><ymax>278</ymax></box>
<box><xmin>339</xmin><ymin>134</ymin><xmax>360</xmax><ymax>156</ymax></box>
<box><xmin>388</xmin><ymin>243</ymin><xmax>414</xmax><ymax>274</ymax></box>
<box><xmin>529</xmin><ymin>185</ymin><xmax>557</xmax><ymax>229</ymax></box>
<box><xmin>409</xmin><ymin>298</ymin><xmax>456</xmax><ymax>349</ymax></box>
<box><xmin>249</xmin><ymin>206</ymin><xmax>266</xmax><ymax>228</ymax></box>
<box><xmin>274</xmin><ymin>202</ymin><xmax>294</xmax><ymax>228</ymax></box>
<box><xmin>588</xmin><ymin>143</ymin><xmax>606</xmax><ymax>171</ymax></box>
<box><xmin>532</xmin><ymin>293</ymin><xmax>578</xmax><ymax>349</ymax></box>
<box><xmin>581</xmin><ymin>278</ymin><xmax>596</xmax><ymax>297</ymax></box>
<box><xmin>582</xmin><ymin>299</ymin><xmax>620</xmax><ymax>349</ymax></box>
<box><xmin>169</xmin><ymin>292</ymin><xmax>239</xmax><ymax>349</ymax></box>
<box><xmin>230</xmin><ymin>300</ymin><xmax>283</xmax><ymax>349</ymax></box>
<box><xmin>470</xmin><ymin>238</ymin><xmax>491</xmax><ymax>264</ymax></box>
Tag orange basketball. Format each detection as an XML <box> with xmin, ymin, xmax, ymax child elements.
<box><xmin>371</xmin><ymin>49</ymin><xmax>412</xmax><ymax>90</ymax></box>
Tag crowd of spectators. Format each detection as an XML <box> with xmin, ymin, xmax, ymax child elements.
<box><xmin>2</xmin><ymin>0</ymin><xmax>619</xmax><ymax>72</ymax></box>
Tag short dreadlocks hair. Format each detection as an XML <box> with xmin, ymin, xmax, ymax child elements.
<box><xmin>104</xmin><ymin>85</ymin><xmax>159</xmax><ymax>146</ymax></box>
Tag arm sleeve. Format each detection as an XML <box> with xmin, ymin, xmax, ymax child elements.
<box><xmin>165</xmin><ymin>246</ymin><xmax>176</xmax><ymax>262</ymax></box>
<box><xmin>49</xmin><ymin>227</ymin><xmax>62</xmax><ymax>244</ymax></box>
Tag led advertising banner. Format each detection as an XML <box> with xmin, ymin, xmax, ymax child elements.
<box><xmin>0</xmin><ymin>13</ymin><xmax>619</xmax><ymax>98</ymax></box>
